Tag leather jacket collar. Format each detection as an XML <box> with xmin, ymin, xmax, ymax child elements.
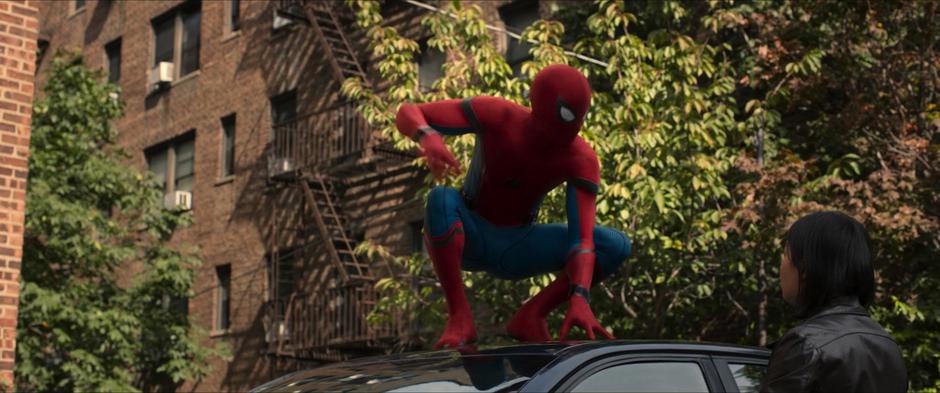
<box><xmin>804</xmin><ymin>296</ymin><xmax>869</xmax><ymax>321</ymax></box>
<box><xmin>767</xmin><ymin>296</ymin><xmax>868</xmax><ymax>350</ymax></box>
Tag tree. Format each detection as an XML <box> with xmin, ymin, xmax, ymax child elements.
<box><xmin>709</xmin><ymin>2</ymin><xmax>939</xmax><ymax>389</ymax></box>
<box><xmin>345</xmin><ymin>0</ymin><xmax>938</xmax><ymax>390</ymax></box>
<box><xmin>15</xmin><ymin>53</ymin><xmax>227</xmax><ymax>392</ymax></box>
<box><xmin>346</xmin><ymin>0</ymin><xmax>748</xmax><ymax>344</ymax></box>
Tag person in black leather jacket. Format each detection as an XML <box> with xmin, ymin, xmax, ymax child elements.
<box><xmin>760</xmin><ymin>211</ymin><xmax>907</xmax><ymax>393</ymax></box>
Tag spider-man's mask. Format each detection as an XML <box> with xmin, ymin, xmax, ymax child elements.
<box><xmin>529</xmin><ymin>64</ymin><xmax>592</xmax><ymax>145</ymax></box>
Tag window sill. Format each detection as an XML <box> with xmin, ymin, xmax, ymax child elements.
<box><xmin>221</xmin><ymin>30</ymin><xmax>241</xmax><ymax>43</ymax></box>
<box><xmin>214</xmin><ymin>175</ymin><xmax>235</xmax><ymax>186</ymax></box>
<box><xmin>171</xmin><ymin>70</ymin><xmax>200</xmax><ymax>87</ymax></box>
<box><xmin>210</xmin><ymin>329</ymin><xmax>232</xmax><ymax>338</ymax></box>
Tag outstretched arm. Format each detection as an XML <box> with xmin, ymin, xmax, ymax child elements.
<box><xmin>396</xmin><ymin>98</ymin><xmax>483</xmax><ymax>179</ymax></box>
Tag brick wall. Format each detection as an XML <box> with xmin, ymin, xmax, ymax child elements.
<box><xmin>31</xmin><ymin>0</ymin><xmax>532</xmax><ymax>390</ymax></box>
<box><xmin>0</xmin><ymin>0</ymin><xmax>38</xmax><ymax>388</ymax></box>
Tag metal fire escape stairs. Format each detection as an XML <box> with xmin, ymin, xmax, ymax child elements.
<box><xmin>273</xmin><ymin>0</ymin><xmax>376</xmax><ymax>285</ymax></box>
<box><xmin>303</xmin><ymin>2</ymin><xmax>370</xmax><ymax>86</ymax></box>
<box><xmin>299</xmin><ymin>173</ymin><xmax>373</xmax><ymax>283</ymax></box>
<box><xmin>276</xmin><ymin>0</ymin><xmax>370</xmax><ymax>86</ymax></box>
<box><xmin>268</xmin><ymin>1</ymin><xmax>402</xmax><ymax>359</ymax></box>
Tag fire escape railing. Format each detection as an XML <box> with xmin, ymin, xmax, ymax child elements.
<box><xmin>264</xmin><ymin>0</ymin><xmax>411</xmax><ymax>359</ymax></box>
<box><xmin>267</xmin><ymin>285</ymin><xmax>402</xmax><ymax>355</ymax></box>
<box><xmin>275</xmin><ymin>0</ymin><xmax>307</xmax><ymax>20</ymax></box>
<box><xmin>269</xmin><ymin>102</ymin><xmax>372</xmax><ymax>177</ymax></box>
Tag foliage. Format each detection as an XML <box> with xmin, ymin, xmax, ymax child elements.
<box><xmin>717</xmin><ymin>1</ymin><xmax>940</xmax><ymax>389</ymax></box>
<box><xmin>15</xmin><ymin>52</ymin><xmax>228</xmax><ymax>392</ymax></box>
<box><xmin>343</xmin><ymin>0</ymin><xmax>938</xmax><ymax>390</ymax></box>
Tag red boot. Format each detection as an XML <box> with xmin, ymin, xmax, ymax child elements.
<box><xmin>426</xmin><ymin>223</ymin><xmax>478</xmax><ymax>349</ymax></box>
<box><xmin>507</xmin><ymin>274</ymin><xmax>571</xmax><ymax>342</ymax></box>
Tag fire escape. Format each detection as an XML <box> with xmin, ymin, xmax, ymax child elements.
<box><xmin>265</xmin><ymin>0</ymin><xmax>415</xmax><ymax>361</ymax></box>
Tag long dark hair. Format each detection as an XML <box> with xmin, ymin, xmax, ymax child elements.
<box><xmin>784</xmin><ymin>211</ymin><xmax>875</xmax><ymax>315</ymax></box>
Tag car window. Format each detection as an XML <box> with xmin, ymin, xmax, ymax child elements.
<box><xmin>727</xmin><ymin>363</ymin><xmax>766</xmax><ymax>393</ymax></box>
<box><xmin>571</xmin><ymin>362</ymin><xmax>709</xmax><ymax>393</ymax></box>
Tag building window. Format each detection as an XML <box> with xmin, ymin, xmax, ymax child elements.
<box><xmin>216</xmin><ymin>264</ymin><xmax>231</xmax><ymax>331</ymax></box>
<box><xmin>410</xmin><ymin>221</ymin><xmax>428</xmax><ymax>257</ymax></box>
<box><xmin>175</xmin><ymin>138</ymin><xmax>194</xmax><ymax>194</ymax></box>
<box><xmin>37</xmin><ymin>38</ymin><xmax>50</xmax><ymax>69</ymax></box>
<box><xmin>270</xmin><ymin>91</ymin><xmax>297</xmax><ymax>166</ymax></box>
<box><xmin>267</xmin><ymin>248</ymin><xmax>297</xmax><ymax>321</ymax></box>
<box><xmin>417</xmin><ymin>43</ymin><xmax>445</xmax><ymax>91</ymax></box>
<box><xmin>221</xmin><ymin>114</ymin><xmax>236</xmax><ymax>177</ymax></box>
<box><xmin>146</xmin><ymin>132</ymin><xmax>196</xmax><ymax>203</ymax></box>
<box><xmin>153</xmin><ymin>17</ymin><xmax>175</xmax><ymax>66</ymax></box>
<box><xmin>270</xmin><ymin>90</ymin><xmax>297</xmax><ymax>126</ymax></box>
<box><xmin>180</xmin><ymin>7</ymin><xmax>201</xmax><ymax>76</ymax></box>
<box><xmin>147</xmin><ymin>148</ymin><xmax>168</xmax><ymax>192</ymax></box>
<box><xmin>228</xmin><ymin>0</ymin><xmax>241</xmax><ymax>32</ymax></box>
<box><xmin>105</xmin><ymin>38</ymin><xmax>122</xmax><ymax>85</ymax></box>
<box><xmin>499</xmin><ymin>0</ymin><xmax>539</xmax><ymax>76</ymax></box>
<box><xmin>163</xmin><ymin>294</ymin><xmax>189</xmax><ymax>317</ymax></box>
<box><xmin>152</xmin><ymin>2</ymin><xmax>201</xmax><ymax>80</ymax></box>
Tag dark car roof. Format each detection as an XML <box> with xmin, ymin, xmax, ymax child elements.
<box><xmin>556</xmin><ymin>339</ymin><xmax>769</xmax><ymax>358</ymax></box>
<box><xmin>250</xmin><ymin>340</ymin><xmax>769</xmax><ymax>393</ymax></box>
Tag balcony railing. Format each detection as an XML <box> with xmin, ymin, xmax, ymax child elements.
<box><xmin>275</xmin><ymin>0</ymin><xmax>307</xmax><ymax>20</ymax></box>
<box><xmin>269</xmin><ymin>102</ymin><xmax>372</xmax><ymax>177</ymax></box>
<box><xmin>267</xmin><ymin>285</ymin><xmax>401</xmax><ymax>356</ymax></box>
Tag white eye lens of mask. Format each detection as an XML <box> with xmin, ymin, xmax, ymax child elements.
<box><xmin>560</xmin><ymin>106</ymin><xmax>576</xmax><ymax>122</ymax></box>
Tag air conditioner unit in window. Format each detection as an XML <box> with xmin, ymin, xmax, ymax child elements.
<box><xmin>265</xmin><ymin>320</ymin><xmax>290</xmax><ymax>342</ymax></box>
<box><xmin>164</xmin><ymin>190</ymin><xmax>192</xmax><ymax>211</ymax></box>
<box><xmin>269</xmin><ymin>157</ymin><xmax>294</xmax><ymax>177</ymax></box>
<box><xmin>149</xmin><ymin>62</ymin><xmax>174</xmax><ymax>92</ymax></box>
<box><xmin>273</xmin><ymin>10</ymin><xmax>293</xmax><ymax>30</ymax></box>
<box><xmin>273</xmin><ymin>3</ymin><xmax>305</xmax><ymax>31</ymax></box>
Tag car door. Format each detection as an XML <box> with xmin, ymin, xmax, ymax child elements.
<box><xmin>550</xmin><ymin>354</ymin><xmax>724</xmax><ymax>393</ymax></box>
<box><xmin>712</xmin><ymin>356</ymin><xmax>769</xmax><ymax>393</ymax></box>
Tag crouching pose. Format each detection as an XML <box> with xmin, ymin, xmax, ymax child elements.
<box><xmin>396</xmin><ymin>64</ymin><xmax>632</xmax><ymax>348</ymax></box>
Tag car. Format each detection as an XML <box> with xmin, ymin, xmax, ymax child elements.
<box><xmin>249</xmin><ymin>340</ymin><xmax>770</xmax><ymax>392</ymax></box>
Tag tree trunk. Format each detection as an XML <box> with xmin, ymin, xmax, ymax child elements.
<box><xmin>758</xmin><ymin>257</ymin><xmax>768</xmax><ymax>346</ymax></box>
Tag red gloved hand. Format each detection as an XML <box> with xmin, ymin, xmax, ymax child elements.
<box><xmin>420</xmin><ymin>132</ymin><xmax>462</xmax><ymax>180</ymax></box>
<box><xmin>558</xmin><ymin>294</ymin><xmax>615</xmax><ymax>341</ymax></box>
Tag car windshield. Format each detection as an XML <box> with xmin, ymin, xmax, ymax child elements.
<box><xmin>252</xmin><ymin>346</ymin><xmax>560</xmax><ymax>393</ymax></box>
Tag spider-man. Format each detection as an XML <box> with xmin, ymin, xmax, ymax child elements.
<box><xmin>396</xmin><ymin>64</ymin><xmax>632</xmax><ymax>349</ymax></box>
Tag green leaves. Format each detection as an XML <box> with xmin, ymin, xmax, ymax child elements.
<box><xmin>347</xmin><ymin>2</ymin><xmax>938</xmax><ymax>386</ymax></box>
<box><xmin>17</xmin><ymin>52</ymin><xmax>225</xmax><ymax>392</ymax></box>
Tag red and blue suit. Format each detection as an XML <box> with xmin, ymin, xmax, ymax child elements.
<box><xmin>396</xmin><ymin>64</ymin><xmax>632</xmax><ymax>348</ymax></box>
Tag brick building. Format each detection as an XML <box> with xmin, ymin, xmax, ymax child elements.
<box><xmin>34</xmin><ymin>0</ymin><xmax>545</xmax><ymax>391</ymax></box>
<box><xmin>0</xmin><ymin>0</ymin><xmax>38</xmax><ymax>388</ymax></box>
